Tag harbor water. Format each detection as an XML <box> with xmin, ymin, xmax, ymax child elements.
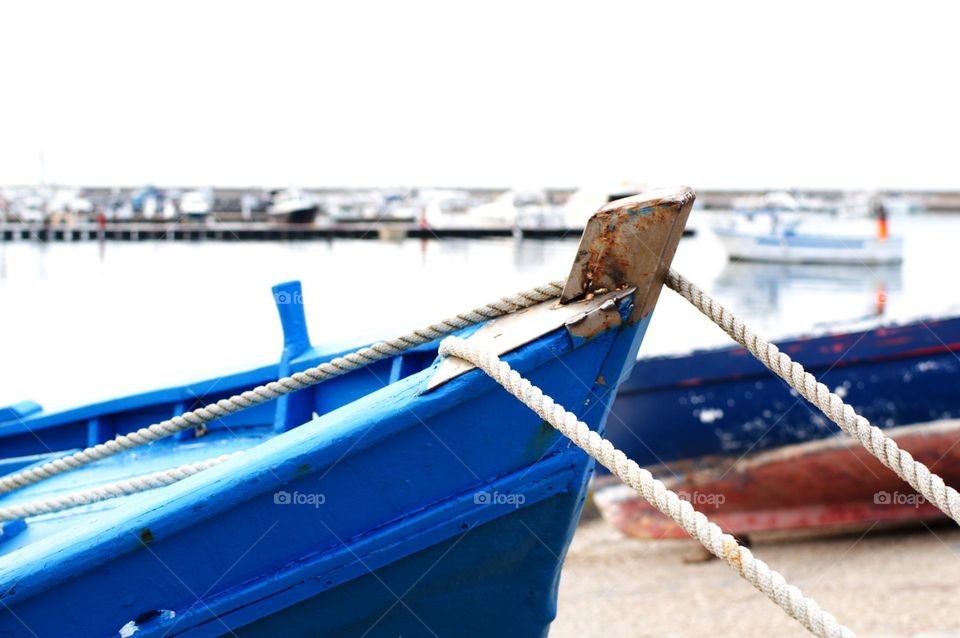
<box><xmin>1</xmin><ymin>211</ymin><xmax>957</xmax><ymax>412</ymax></box>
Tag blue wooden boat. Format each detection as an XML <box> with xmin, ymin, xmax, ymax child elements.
<box><xmin>0</xmin><ymin>188</ymin><xmax>693</xmax><ymax>637</ymax></box>
<box><xmin>595</xmin><ymin>313</ymin><xmax>960</xmax><ymax>538</ymax></box>
<box><xmin>607</xmin><ymin>314</ymin><xmax>960</xmax><ymax>466</ymax></box>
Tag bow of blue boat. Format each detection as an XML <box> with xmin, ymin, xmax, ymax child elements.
<box><xmin>0</xmin><ymin>188</ymin><xmax>694</xmax><ymax>637</ymax></box>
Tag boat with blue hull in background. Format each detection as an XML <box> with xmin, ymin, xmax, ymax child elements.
<box><xmin>594</xmin><ymin>312</ymin><xmax>960</xmax><ymax>539</ymax></box>
<box><xmin>0</xmin><ymin>188</ymin><xmax>694</xmax><ymax>637</ymax></box>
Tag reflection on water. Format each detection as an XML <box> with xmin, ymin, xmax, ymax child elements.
<box><xmin>713</xmin><ymin>261</ymin><xmax>904</xmax><ymax>328</ymax></box>
<box><xmin>1</xmin><ymin>212</ymin><xmax>958</xmax><ymax>410</ymax></box>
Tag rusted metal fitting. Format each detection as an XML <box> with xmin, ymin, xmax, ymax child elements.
<box><xmin>560</xmin><ymin>186</ymin><xmax>695</xmax><ymax>324</ymax></box>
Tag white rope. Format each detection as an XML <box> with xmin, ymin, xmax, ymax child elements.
<box><xmin>0</xmin><ymin>452</ymin><xmax>241</xmax><ymax>522</ymax></box>
<box><xmin>438</xmin><ymin>336</ymin><xmax>854</xmax><ymax>638</ymax></box>
<box><xmin>0</xmin><ymin>280</ymin><xmax>565</xmax><ymax>495</ymax></box>
<box><xmin>665</xmin><ymin>268</ymin><xmax>960</xmax><ymax>526</ymax></box>
<box><xmin>6</xmin><ymin>265</ymin><xmax>954</xmax><ymax>546</ymax></box>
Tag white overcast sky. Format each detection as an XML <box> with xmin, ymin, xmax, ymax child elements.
<box><xmin>1</xmin><ymin>1</ymin><xmax>958</xmax><ymax>190</ymax></box>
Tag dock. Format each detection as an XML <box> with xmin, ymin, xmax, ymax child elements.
<box><xmin>0</xmin><ymin>222</ymin><xmax>697</xmax><ymax>242</ymax></box>
<box><xmin>0</xmin><ymin>222</ymin><xmax>585</xmax><ymax>242</ymax></box>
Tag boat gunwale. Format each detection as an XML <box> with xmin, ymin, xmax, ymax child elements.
<box><xmin>0</xmin><ymin>334</ymin><xmax>444</xmax><ymax>441</ymax></box>
<box><xmin>0</xmin><ymin>323</ymin><xmax>587</xmax><ymax>599</ymax></box>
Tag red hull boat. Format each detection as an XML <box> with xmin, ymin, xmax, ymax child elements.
<box><xmin>594</xmin><ymin>419</ymin><xmax>960</xmax><ymax>539</ymax></box>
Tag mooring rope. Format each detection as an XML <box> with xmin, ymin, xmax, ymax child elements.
<box><xmin>665</xmin><ymin>269</ymin><xmax>960</xmax><ymax>526</ymax></box>
<box><xmin>0</xmin><ymin>280</ymin><xmax>564</xmax><ymax>495</ymax></box>
<box><xmin>0</xmin><ymin>453</ymin><xmax>241</xmax><ymax>522</ymax></box>
<box><xmin>438</xmin><ymin>336</ymin><xmax>854</xmax><ymax>638</ymax></box>
<box><xmin>0</xmin><ymin>265</ymin><xmax>956</xmax><ymax>638</ymax></box>
<box><xmin>3</xmin><ymin>268</ymin><xmax>958</xmax><ymax>541</ymax></box>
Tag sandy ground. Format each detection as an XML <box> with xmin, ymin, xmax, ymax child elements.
<box><xmin>550</xmin><ymin>518</ymin><xmax>960</xmax><ymax>638</ymax></box>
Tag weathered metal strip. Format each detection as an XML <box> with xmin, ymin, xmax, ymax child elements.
<box><xmin>561</xmin><ymin>186</ymin><xmax>695</xmax><ymax>323</ymax></box>
<box><xmin>426</xmin><ymin>288</ymin><xmax>633</xmax><ymax>390</ymax></box>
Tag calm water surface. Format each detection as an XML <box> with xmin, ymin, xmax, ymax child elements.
<box><xmin>1</xmin><ymin>213</ymin><xmax>957</xmax><ymax>410</ymax></box>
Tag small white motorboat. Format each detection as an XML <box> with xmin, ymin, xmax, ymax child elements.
<box><xmin>419</xmin><ymin>189</ymin><xmax>478</xmax><ymax>229</ymax></box>
<box><xmin>179</xmin><ymin>189</ymin><xmax>214</xmax><ymax>222</ymax></box>
<box><xmin>326</xmin><ymin>191</ymin><xmax>381</xmax><ymax>222</ymax></box>
<box><xmin>267</xmin><ymin>188</ymin><xmax>321</xmax><ymax>224</ymax></box>
<box><xmin>713</xmin><ymin>212</ymin><xmax>903</xmax><ymax>265</ymax></box>
<box><xmin>469</xmin><ymin>189</ymin><xmax>564</xmax><ymax>230</ymax></box>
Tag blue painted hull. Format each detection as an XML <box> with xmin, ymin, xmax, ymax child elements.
<box><xmin>603</xmin><ymin>315</ymin><xmax>960</xmax><ymax>470</ymax></box>
<box><xmin>0</xmin><ymin>186</ymin><xmax>697</xmax><ymax>635</ymax></box>
<box><xmin>0</xmin><ymin>295</ymin><xmax>652</xmax><ymax>637</ymax></box>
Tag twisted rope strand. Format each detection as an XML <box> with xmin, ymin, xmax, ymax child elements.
<box><xmin>438</xmin><ymin>336</ymin><xmax>854</xmax><ymax>638</ymax></box>
<box><xmin>0</xmin><ymin>280</ymin><xmax>565</xmax><ymax>495</ymax></box>
<box><xmin>7</xmin><ymin>264</ymin><xmax>953</xmax><ymax>543</ymax></box>
<box><xmin>665</xmin><ymin>268</ymin><xmax>960</xmax><ymax>526</ymax></box>
<box><xmin>0</xmin><ymin>452</ymin><xmax>241</xmax><ymax>522</ymax></box>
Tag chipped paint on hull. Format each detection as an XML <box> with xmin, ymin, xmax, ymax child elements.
<box><xmin>603</xmin><ymin>315</ymin><xmax>960</xmax><ymax>470</ymax></box>
<box><xmin>595</xmin><ymin>419</ymin><xmax>960</xmax><ymax>538</ymax></box>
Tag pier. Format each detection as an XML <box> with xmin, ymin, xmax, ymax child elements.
<box><xmin>0</xmin><ymin>222</ymin><xmax>595</xmax><ymax>242</ymax></box>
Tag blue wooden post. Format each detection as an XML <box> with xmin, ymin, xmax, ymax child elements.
<box><xmin>86</xmin><ymin>417</ymin><xmax>105</xmax><ymax>447</ymax></box>
<box><xmin>272</xmin><ymin>281</ymin><xmax>314</xmax><ymax>432</ymax></box>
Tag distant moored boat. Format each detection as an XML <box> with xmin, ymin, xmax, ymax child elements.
<box><xmin>178</xmin><ymin>189</ymin><xmax>214</xmax><ymax>222</ymax></box>
<box><xmin>267</xmin><ymin>188</ymin><xmax>321</xmax><ymax>224</ymax></box>
<box><xmin>713</xmin><ymin>206</ymin><xmax>903</xmax><ymax>264</ymax></box>
<box><xmin>713</xmin><ymin>225</ymin><xmax>904</xmax><ymax>264</ymax></box>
